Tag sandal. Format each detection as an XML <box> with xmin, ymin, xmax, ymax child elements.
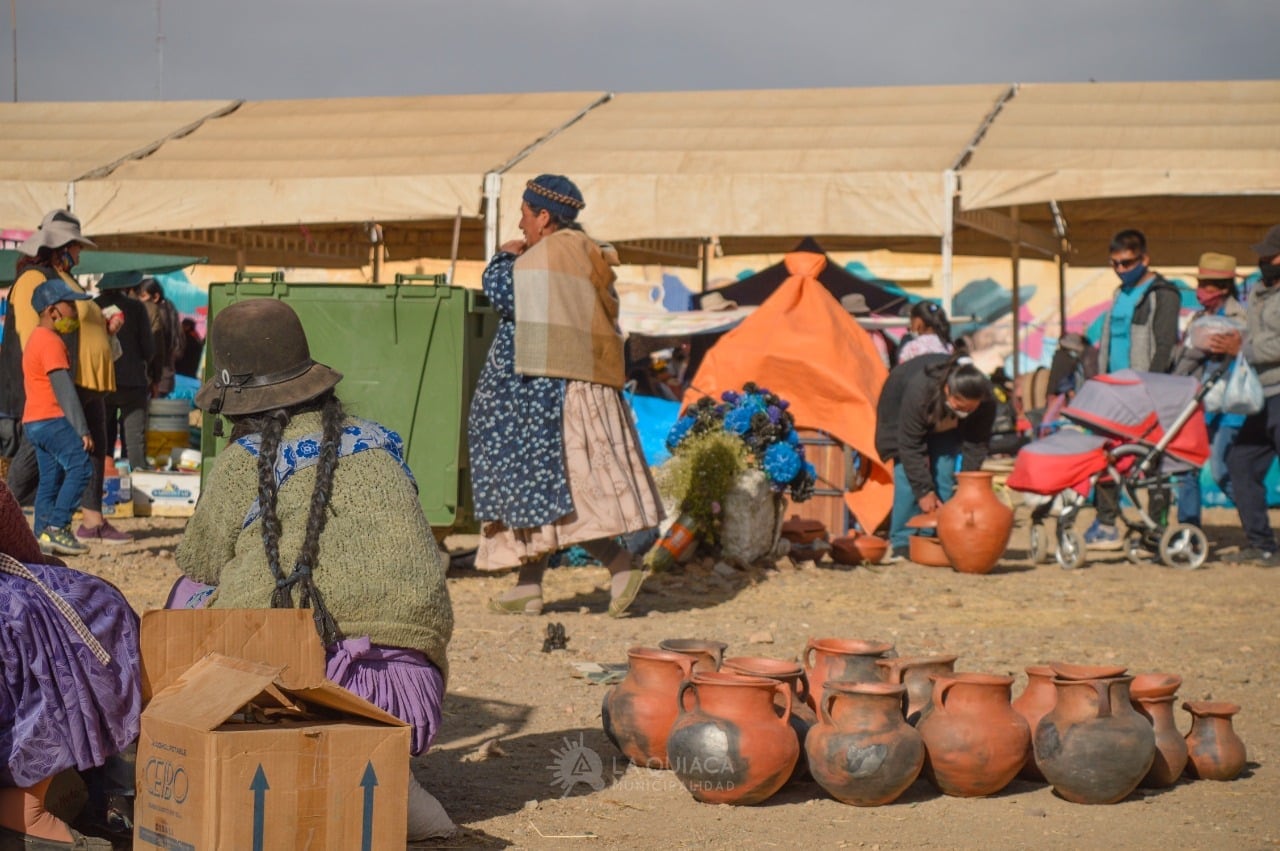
<box><xmin>607</xmin><ymin>569</ymin><xmax>649</xmax><ymax>619</ymax></box>
<box><xmin>486</xmin><ymin>593</ymin><xmax>543</xmax><ymax>615</ymax></box>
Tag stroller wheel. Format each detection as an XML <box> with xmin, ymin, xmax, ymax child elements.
<box><xmin>1159</xmin><ymin>524</ymin><xmax>1209</xmax><ymax>570</ymax></box>
<box><xmin>1125</xmin><ymin>531</ymin><xmax>1145</xmax><ymax>564</ymax></box>
<box><xmin>1056</xmin><ymin>529</ymin><xmax>1085</xmax><ymax>570</ymax></box>
<box><xmin>1029</xmin><ymin>525</ymin><xmax>1051</xmax><ymax>564</ymax></box>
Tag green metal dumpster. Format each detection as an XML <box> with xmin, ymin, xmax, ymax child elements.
<box><xmin>200</xmin><ymin>272</ymin><xmax>497</xmax><ymax>534</ymax></box>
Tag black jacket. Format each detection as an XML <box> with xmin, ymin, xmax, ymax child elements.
<box><xmin>95</xmin><ymin>290</ymin><xmax>155</xmax><ymax>390</ymax></box>
<box><xmin>874</xmin><ymin>353</ymin><xmax>996</xmax><ymax>501</ymax></box>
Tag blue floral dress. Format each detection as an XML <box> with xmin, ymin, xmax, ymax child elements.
<box><xmin>468</xmin><ymin>252</ymin><xmax>574</xmax><ymax>528</ymax></box>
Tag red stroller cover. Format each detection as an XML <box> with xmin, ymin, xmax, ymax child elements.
<box><xmin>1060</xmin><ymin>370</ymin><xmax>1210</xmax><ymax>468</ymax></box>
<box><xmin>1007</xmin><ymin>429</ymin><xmax>1110</xmax><ymax>496</ymax></box>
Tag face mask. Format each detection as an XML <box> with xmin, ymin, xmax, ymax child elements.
<box><xmin>946</xmin><ymin>401</ymin><xmax>972</xmax><ymax>419</ymax></box>
<box><xmin>1260</xmin><ymin>260</ymin><xmax>1280</xmax><ymax>283</ymax></box>
<box><xmin>1117</xmin><ymin>263</ymin><xmax>1147</xmax><ymax>287</ymax></box>
<box><xmin>1195</xmin><ymin>286</ymin><xmax>1228</xmax><ymax>311</ymax></box>
<box><xmin>53</xmin><ymin>315</ymin><xmax>80</xmax><ymax>335</ymax></box>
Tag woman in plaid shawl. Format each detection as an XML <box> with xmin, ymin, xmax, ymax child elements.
<box><xmin>468</xmin><ymin>174</ymin><xmax>663</xmax><ymax>617</ymax></box>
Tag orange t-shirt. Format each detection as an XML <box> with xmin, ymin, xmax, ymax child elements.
<box><xmin>22</xmin><ymin>326</ymin><xmax>71</xmax><ymax>423</ymax></box>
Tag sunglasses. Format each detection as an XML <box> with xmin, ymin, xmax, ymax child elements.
<box><xmin>1110</xmin><ymin>256</ymin><xmax>1143</xmax><ymax>271</ymax></box>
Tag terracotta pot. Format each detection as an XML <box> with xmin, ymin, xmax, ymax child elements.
<box><xmin>1011</xmin><ymin>665</ymin><xmax>1058</xmax><ymax>780</ymax></box>
<box><xmin>601</xmin><ymin>647</ymin><xmax>696</xmax><ymax>768</ymax></box>
<box><xmin>807</xmin><ymin>681</ymin><xmax>925</xmax><ymax>806</ymax></box>
<box><xmin>1132</xmin><ymin>695</ymin><xmax>1188</xmax><ymax>788</ymax></box>
<box><xmin>781</xmin><ymin>514</ymin><xmax>828</xmax><ymax>546</ymax></box>
<box><xmin>875</xmin><ymin>654</ymin><xmax>959</xmax><ymax>725</ymax></box>
<box><xmin>721</xmin><ymin>656</ymin><xmax>815</xmax><ymax>783</ymax></box>
<box><xmin>667</xmin><ymin>672</ymin><xmax>800</xmax><ymax>805</ymax></box>
<box><xmin>1130</xmin><ymin>672</ymin><xmax>1181</xmax><ymax>700</ymax></box>
<box><xmin>802</xmin><ymin>637</ymin><xmax>896</xmax><ymax>712</ymax></box>
<box><xmin>831</xmin><ymin>534</ymin><xmax>889</xmax><ymax>566</ymax></box>
<box><xmin>1034</xmin><ymin>675</ymin><xmax>1155</xmax><ymax>804</ymax></box>
<box><xmin>1183</xmin><ymin>701</ymin><xmax>1247</xmax><ymax>781</ymax></box>
<box><xmin>916</xmin><ymin>672</ymin><xmax>1029</xmax><ymax>797</ymax></box>
<box><xmin>1049</xmin><ymin>661</ymin><xmax>1128</xmax><ymax>681</ymax></box>
<box><xmin>658</xmin><ymin>638</ymin><xmax>728</xmax><ymax>674</ymax></box>
<box><xmin>908</xmin><ymin>533</ymin><xmax>951</xmax><ymax>567</ymax></box>
<box><xmin>936</xmin><ymin>472</ymin><xmax>1014</xmax><ymax>574</ymax></box>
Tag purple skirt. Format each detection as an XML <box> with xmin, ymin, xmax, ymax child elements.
<box><xmin>167</xmin><ymin>578</ymin><xmax>444</xmax><ymax>756</ymax></box>
<box><xmin>0</xmin><ymin>561</ymin><xmax>141</xmax><ymax>787</ymax></box>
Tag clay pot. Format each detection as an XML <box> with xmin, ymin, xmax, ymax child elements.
<box><xmin>1128</xmin><ymin>673</ymin><xmax>1187</xmax><ymax>788</ymax></box>
<box><xmin>807</xmin><ymin>681</ymin><xmax>925</xmax><ymax>806</ymax></box>
<box><xmin>601</xmin><ymin>647</ymin><xmax>696</xmax><ymax>768</ymax></box>
<box><xmin>781</xmin><ymin>515</ymin><xmax>828</xmax><ymax>546</ymax></box>
<box><xmin>916</xmin><ymin>672</ymin><xmax>1029</xmax><ymax>797</ymax></box>
<box><xmin>936</xmin><ymin>472</ymin><xmax>1014</xmax><ymax>574</ymax></box>
<box><xmin>1011</xmin><ymin>665</ymin><xmax>1058</xmax><ymax>780</ymax></box>
<box><xmin>1183</xmin><ymin>701</ymin><xmax>1247</xmax><ymax>781</ymax></box>
<box><xmin>1049</xmin><ymin>661</ymin><xmax>1128</xmax><ymax>681</ymax></box>
<box><xmin>802</xmin><ymin>637</ymin><xmax>896</xmax><ymax>711</ymax></box>
<box><xmin>1130</xmin><ymin>672</ymin><xmax>1181</xmax><ymax>699</ymax></box>
<box><xmin>875</xmin><ymin>654</ymin><xmax>959</xmax><ymax>725</ymax></box>
<box><xmin>658</xmin><ymin>638</ymin><xmax>728</xmax><ymax>674</ymax></box>
<box><xmin>667</xmin><ymin>672</ymin><xmax>800</xmax><ymax>805</ymax></box>
<box><xmin>721</xmin><ymin>656</ymin><xmax>815</xmax><ymax>782</ymax></box>
<box><xmin>1034</xmin><ymin>675</ymin><xmax>1155</xmax><ymax>804</ymax></box>
<box><xmin>831</xmin><ymin>534</ymin><xmax>889</xmax><ymax>566</ymax></box>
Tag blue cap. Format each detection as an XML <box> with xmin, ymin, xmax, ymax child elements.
<box><xmin>31</xmin><ymin>277</ymin><xmax>91</xmax><ymax>313</ymax></box>
<box><xmin>522</xmin><ymin>174</ymin><xmax>585</xmax><ymax>222</ymax></box>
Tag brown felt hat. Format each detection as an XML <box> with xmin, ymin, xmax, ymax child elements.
<box><xmin>195</xmin><ymin>299</ymin><xmax>343</xmax><ymax>417</ymax></box>
<box><xmin>1195</xmin><ymin>252</ymin><xmax>1236</xmax><ymax>282</ymax></box>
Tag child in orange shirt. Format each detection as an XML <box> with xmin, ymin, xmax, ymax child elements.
<box><xmin>22</xmin><ymin>278</ymin><xmax>94</xmax><ymax>555</ymax></box>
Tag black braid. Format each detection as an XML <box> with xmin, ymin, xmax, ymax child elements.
<box><xmin>293</xmin><ymin>394</ymin><xmax>344</xmax><ymax>645</ymax></box>
<box><xmin>253</xmin><ymin>410</ymin><xmax>290</xmax><ymax>602</ymax></box>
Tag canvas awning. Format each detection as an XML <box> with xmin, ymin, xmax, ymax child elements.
<box><xmin>959</xmin><ymin>81</ymin><xmax>1280</xmax><ymax>266</ymax></box>
<box><xmin>0</xmin><ymin>249</ymin><xmax>207</xmax><ymax>286</ymax></box>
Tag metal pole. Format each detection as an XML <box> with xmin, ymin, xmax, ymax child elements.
<box><xmin>1010</xmin><ymin>205</ymin><xmax>1021</xmax><ymax>392</ymax></box>
<box><xmin>940</xmin><ymin>170</ymin><xmax>957</xmax><ymax>317</ymax></box>
<box><xmin>1058</xmin><ymin>254</ymin><xmax>1069</xmax><ymax>337</ymax></box>
<box><xmin>448</xmin><ymin>206</ymin><xmax>462</xmax><ymax>285</ymax></box>
<box><xmin>483</xmin><ymin>172</ymin><xmax>501</xmax><ymax>262</ymax></box>
<box><xmin>700</xmin><ymin>239</ymin><xmax>712</xmax><ymax>292</ymax></box>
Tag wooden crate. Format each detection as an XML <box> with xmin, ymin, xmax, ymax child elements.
<box><xmin>784</xmin><ymin>429</ymin><xmax>855</xmax><ymax>538</ymax></box>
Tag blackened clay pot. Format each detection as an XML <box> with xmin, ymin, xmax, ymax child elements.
<box><xmin>602</xmin><ymin>647</ymin><xmax>696</xmax><ymax>769</ymax></box>
<box><xmin>806</xmin><ymin>681</ymin><xmax>925</xmax><ymax>806</ymax></box>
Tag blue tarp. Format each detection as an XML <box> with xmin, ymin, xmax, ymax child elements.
<box><xmin>626</xmin><ymin>393</ymin><xmax>682</xmax><ymax>467</ymax></box>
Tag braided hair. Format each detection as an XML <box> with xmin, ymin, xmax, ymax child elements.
<box><xmin>229</xmin><ymin>391</ymin><xmax>346</xmax><ymax>646</ymax></box>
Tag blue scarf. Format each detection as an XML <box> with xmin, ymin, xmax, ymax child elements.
<box><xmin>235</xmin><ymin>417</ymin><xmax>414</xmax><ymax>529</ymax></box>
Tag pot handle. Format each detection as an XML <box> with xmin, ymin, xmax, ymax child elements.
<box><xmin>1093</xmin><ymin>679</ymin><xmax>1113</xmax><ymax>719</ymax></box>
<box><xmin>678</xmin><ymin>680</ymin><xmax>699</xmax><ymax>714</ymax></box>
<box><xmin>802</xmin><ymin>639</ymin><xmax>818</xmax><ymax>673</ymax></box>
<box><xmin>795</xmin><ymin>669</ymin><xmax>812</xmax><ymax>706</ymax></box>
<box><xmin>820</xmin><ymin>689</ymin><xmax>838</xmax><ymax>726</ymax></box>
<box><xmin>775</xmin><ymin>681</ymin><xmax>793</xmax><ymax>727</ymax></box>
<box><xmin>935</xmin><ymin>676</ymin><xmax>956</xmax><ymax>711</ymax></box>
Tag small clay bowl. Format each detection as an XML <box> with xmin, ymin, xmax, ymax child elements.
<box><xmin>658</xmin><ymin>638</ymin><xmax>728</xmax><ymax>673</ymax></box>
<box><xmin>831</xmin><ymin>534</ymin><xmax>889</xmax><ymax>565</ymax></box>
<box><xmin>905</xmin><ymin>511</ymin><xmax>939</xmax><ymax>530</ymax></box>
<box><xmin>909</xmin><ymin>534</ymin><xmax>951</xmax><ymax>567</ymax></box>
<box><xmin>1049</xmin><ymin>661</ymin><xmax>1129</xmax><ymax>681</ymax></box>
<box><xmin>1130</xmin><ymin>672</ymin><xmax>1182</xmax><ymax>700</ymax></box>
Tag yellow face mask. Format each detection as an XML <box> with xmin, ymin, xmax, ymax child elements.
<box><xmin>52</xmin><ymin>307</ymin><xmax>80</xmax><ymax>335</ymax></box>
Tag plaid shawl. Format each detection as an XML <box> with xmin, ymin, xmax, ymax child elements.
<box><xmin>514</xmin><ymin>228</ymin><xmax>625</xmax><ymax>388</ymax></box>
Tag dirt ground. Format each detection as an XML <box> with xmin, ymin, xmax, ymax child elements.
<box><xmin>80</xmin><ymin>504</ymin><xmax>1279</xmax><ymax>850</ymax></box>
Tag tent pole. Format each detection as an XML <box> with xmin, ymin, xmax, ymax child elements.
<box><xmin>1058</xmin><ymin>254</ymin><xmax>1068</xmax><ymax>337</ymax></box>
<box><xmin>1010</xmin><ymin>205</ymin><xmax>1021</xmax><ymax>393</ymax></box>
<box><xmin>448</xmin><ymin>206</ymin><xmax>463</xmax><ymax>285</ymax></box>
<box><xmin>941</xmin><ymin>169</ymin><xmax>957</xmax><ymax>317</ymax></box>
<box><xmin>483</xmin><ymin>171</ymin><xmax>501</xmax><ymax>262</ymax></box>
<box><xmin>370</xmin><ymin>223</ymin><xmax>384</xmax><ymax>284</ymax></box>
<box><xmin>700</xmin><ymin>238</ymin><xmax>712</xmax><ymax>292</ymax></box>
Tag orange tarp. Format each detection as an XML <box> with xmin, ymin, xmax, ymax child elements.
<box><xmin>683</xmin><ymin>250</ymin><xmax>893</xmax><ymax>531</ymax></box>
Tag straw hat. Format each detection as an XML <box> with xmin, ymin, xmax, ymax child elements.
<box><xmin>1196</xmin><ymin>252</ymin><xmax>1236</xmax><ymax>282</ymax></box>
<box><xmin>195</xmin><ymin>299</ymin><xmax>343</xmax><ymax>417</ymax></box>
<box><xmin>19</xmin><ymin>209</ymin><xmax>97</xmax><ymax>256</ymax></box>
<box><xmin>841</xmin><ymin>293</ymin><xmax>871</xmax><ymax>316</ymax></box>
<box><xmin>700</xmin><ymin>291</ymin><xmax>739</xmax><ymax>311</ymax></box>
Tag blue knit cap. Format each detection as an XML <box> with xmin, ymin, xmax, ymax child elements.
<box><xmin>523</xmin><ymin>174</ymin><xmax>585</xmax><ymax>222</ymax></box>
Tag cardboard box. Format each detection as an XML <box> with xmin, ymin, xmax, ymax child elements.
<box><xmin>133</xmin><ymin>470</ymin><xmax>201</xmax><ymax>517</ymax></box>
<box><xmin>134</xmin><ymin>611</ymin><xmax>409</xmax><ymax>850</ymax></box>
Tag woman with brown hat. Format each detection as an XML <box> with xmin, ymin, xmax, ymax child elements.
<box><xmin>468</xmin><ymin>174</ymin><xmax>663</xmax><ymax>616</ymax></box>
<box><xmin>176</xmin><ymin>298</ymin><xmax>456</xmax><ymax>839</ymax></box>
<box><xmin>0</xmin><ymin>480</ymin><xmax>140</xmax><ymax>849</ymax></box>
<box><xmin>1</xmin><ymin>209</ymin><xmax>131</xmax><ymax>545</ymax></box>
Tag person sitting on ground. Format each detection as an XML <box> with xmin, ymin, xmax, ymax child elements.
<box><xmin>896</xmin><ymin>300</ymin><xmax>955</xmax><ymax>364</ymax></box>
<box><xmin>874</xmin><ymin>352</ymin><xmax>997</xmax><ymax>561</ymax></box>
<box><xmin>0</xmin><ymin>479</ymin><xmax>140</xmax><ymax>850</ymax></box>
<box><xmin>22</xmin><ymin>278</ymin><xmax>96</xmax><ymax>557</ymax></box>
<box><xmin>175</xmin><ymin>298</ymin><xmax>456</xmax><ymax>840</ymax></box>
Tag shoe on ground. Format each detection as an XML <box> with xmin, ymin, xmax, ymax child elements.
<box><xmin>1083</xmin><ymin>520</ymin><xmax>1123</xmax><ymax>550</ymax></box>
<box><xmin>1222</xmin><ymin>547</ymin><xmax>1280</xmax><ymax>567</ymax></box>
<box><xmin>882</xmin><ymin>547</ymin><xmax>908</xmax><ymax>564</ymax></box>
<box><xmin>75</xmin><ymin>521</ymin><xmax>133</xmax><ymax>545</ymax></box>
<box><xmin>39</xmin><ymin>526</ymin><xmax>90</xmax><ymax>556</ymax></box>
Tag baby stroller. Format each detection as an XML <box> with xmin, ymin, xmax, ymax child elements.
<box><xmin>1006</xmin><ymin>364</ymin><xmax>1228</xmax><ymax>570</ymax></box>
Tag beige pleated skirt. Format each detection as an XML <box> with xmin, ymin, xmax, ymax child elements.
<box><xmin>475</xmin><ymin>381</ymin><xmax>665</xmax><ymax>571</ymax></box>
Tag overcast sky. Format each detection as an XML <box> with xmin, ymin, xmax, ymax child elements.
<box><xmin>2</xmin><ymin>0</ymin><xmax>1277</xmax><ymax>102</ymax></box>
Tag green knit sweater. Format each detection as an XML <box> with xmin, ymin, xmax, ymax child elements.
<box><xmin>176</xmin><ymin>412</ymin><xmax>453</xmax><ymax>678</ymax></box>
